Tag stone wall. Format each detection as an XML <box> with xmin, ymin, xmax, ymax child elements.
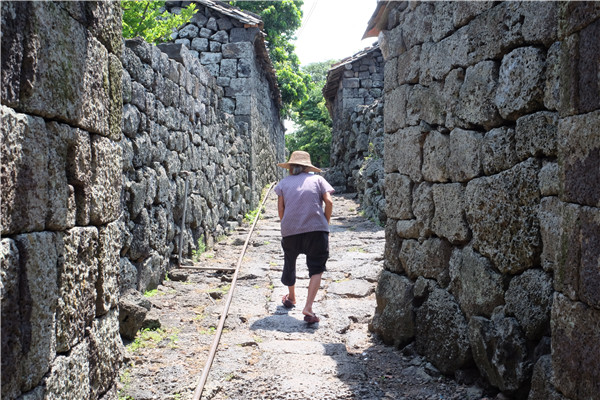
<box><xmin>324</xmin><ymin>46</ymin><xmax>384</xmax><ymax>192</ymax></box>
<box><xmin>167</xmin><ymin>0</ymin><xmax>285</xmax><ymax>205</ymax></box>
<box><xmin>1</xmin><ymin>1</ymin><xmax>123</xmax><ymax>399</ymax></box>
<box><xmin>120</xmin><ymin>38</ymin><xmax>255</xmax><ymax>294</ymax></box>
<box><xmin>1</xmin><ymin>0</ymin><xmax>285</xmax><ymax>398</ymax></box>
<box><xmin>347</xmin><ymin>101</ymin><xmax>386</xmax><ymax>225</ymax></box>
<box><xmin>370</xmin><ymin>1</ymin><xmax>600</xmax><ymax>399</ymax></box>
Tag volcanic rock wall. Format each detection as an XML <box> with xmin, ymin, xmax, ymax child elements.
<box><xmin>370</xmin><ymin>1</ymin><xmax>600</xmax><ymax>399</ymax></box>
<box><xmin>1</xmin><ymin>2</ymin><xmax>123</xmax><ymax>398</ymax></box>
<box><xmin>324</xmin><ymin>46</ymin><xmax>384</xmax><ymax>192</ymax></box>
<box><xmin>1</xmin><ymin>1</ymin><xmax>285</xmax><ymax>398</ymax></box>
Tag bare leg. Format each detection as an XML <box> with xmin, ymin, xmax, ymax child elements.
<box><xmin>302</xmin><ymin>273</ymin><xmax>322</xmax><ymax>316</ymax></box>
<box><xmin>283</xmin><ymin>285</ymin><xmax>296</xmax><ymax>304</ymax></box>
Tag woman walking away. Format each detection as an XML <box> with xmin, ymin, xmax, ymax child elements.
<box><xmin>274</xmin><ymin>151</ymin><xmax>334</xmax><ymax>324</ymax></box>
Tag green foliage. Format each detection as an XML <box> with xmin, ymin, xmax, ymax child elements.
<box><xmin>127</xmin><ymin>328</ymin><xmax>179</xmax><ymax>352</ymax></box>
<box><xmin>122</xmin><ymin>1</ymin><xmax>197</xmax><ymax>44</ymax></box>
<box><xmin>143</xmin><ymin>289</ymin><xmax>159</xmax><ymax>297</ymax></box>
<box><xmin>230</xmin><ymin>1</ymin><xmax>308</xmax><ymax>115</ymax></box>
<box><xmin>192</xmin><ymin>235</ymin><xmax>206</xmax><ymax>261</ymax></box>
<box><xmin>285</xmin><ymin>60</ymin><xmax>337</xmax><ymax>167</ymax></box>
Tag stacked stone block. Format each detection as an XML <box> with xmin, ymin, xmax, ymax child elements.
<box><xmin>1</xmin><ymin>1</ymin><xmax>123</xmax><ymax>398</ymax></box>
<box><xmin>324</xmin><ymin>46</ymin><xmax>384</xmax><ymax>193</ymax></box>
<box><xmin>370</xmin><ymin>2</ymin><xmax>600</xmax><ymax>399</ymax></box>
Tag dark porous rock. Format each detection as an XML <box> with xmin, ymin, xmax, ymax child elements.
<box><xmin>399</xmin><ymin>237</ymin><xmax>452</xmax><ymax>286</ymax></box>
<box><xmin>465</xmin><ymin>158</ymin><xmax>541</xmax><ymax>275</ymax></box>
<box><xmin>415</xmin><ymin>288</ymin><xmax>472</xmax><ymax>374</ymax></box>
<box><xmin>369</xmin><ymin>270</ymin><xmax>415</xmax><ymax>348</ymax></box>
<box><xmin>505</xmin><ymin>269</ymin><xmax>553</xmax><ymax>340</ymax></box>
<box><xmin>551</xmin><ymin>293</ymin><xmax>600</xmax><ymax>400</ymax></box>
<box><xmin>119</xmin><ymin>290</ymin><xmax>151</xmax><ymax>340</ymax></box>
<box><xmin>449</xmin><ymin>246</ymin><xmax>505</xmax><ymax>319</ymax></box>
<box><xmin>167</xmin><ymin>269</ymin><xmax>189</xmax><ymax>282</ymax></box>
<box><xmin>468</xmin><ymin>311</ymin><xmax>531</xmax><ymax>395</ymax></box>
<box><xmin>528</xmin><ymin>355</ymin><xmax>567</xmax><ymax>400</ymax></box>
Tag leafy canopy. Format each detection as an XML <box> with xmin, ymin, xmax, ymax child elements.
<box><xmin>230</xmin><ymin>1</ymin><xmax>310</xmax><ymax>114</ymax></box>
<box><xmin>122</xmin><ymin>1</ymin><xmax>197</xmax><ymax>44</ymax></box>
<box><xmin>285</xmin><ymin>60</ymin><xmax>338</xmax><ymax>167</ymax></box>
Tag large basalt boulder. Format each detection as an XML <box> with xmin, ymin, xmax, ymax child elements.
<box><xmin>465</xmin><ymin>158</ymin><xmax>541</xmax><ymax>274</ymax></box>
<box><xmin>399</xmin><ymin>238</ymin><xmax>452</xmax><ymax>286</ymax></box>
<box><xmin>415</xmin><ymin>288</ymin><xmax>472</xmax><ymax>374</ymax></box>
<box><xmin>119</xmin><ymin>290</ymin><xmax>151</xmax><ymax>340</ymax></box>
<box><xmin>431</xmin><ymin>183</ymin><xmax>470</xmax><ymax>244</ymax></box>
<box><xmin>369</xmin><ymin>271</ymin><xmax>415</xmax><ymax>347</ymax></box>
<box><xmin>449</xmin><ymin>246</ymin><xmax>505</xmax><ymax>319</ymax></box>
<box><xmin>551</xmin><ymin>293</ymin><xmax>600</xmax><ymax>400</ymax></box>
<box><xmin>469</xmin><ymin>311</ymin><xmax>532</xmax><ymax>395</ymax></box>
<box><xmin>528</xmin><ymin>355</ymin><xmax>567</xmax><ymax>400</ymax></box>
<box><xmin>505</xmin><ymin>269</ymin><xmax>553</xmax><ymax>340</ymax></box>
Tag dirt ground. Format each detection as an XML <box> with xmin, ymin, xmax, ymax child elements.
<box><xmin>117</xmin><ymin>190</ymin><xmax>499</xmax><ymax>400</ymax></box>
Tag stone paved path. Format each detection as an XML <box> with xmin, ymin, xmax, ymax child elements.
<box><xmin>118</xmin><ymin>190</ymin><xmax>491</xmax><ymax>400</ymax></box>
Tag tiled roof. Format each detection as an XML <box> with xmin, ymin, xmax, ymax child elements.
<box><xmin>194</xmin><ymin>0</ymin><xmax>263</xmax><ymax>28</ymax></box>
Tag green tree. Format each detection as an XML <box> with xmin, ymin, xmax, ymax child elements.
<box><xmin>285</xmin><ymin>60</ymin><xmax>338</xmax><ymax>167</ymax></box>
<box><xmin>230</xmin><ymin>1</ymin><xmax>309</xmax><ymax>114</ymax></box>
<box><xmin>122</xmin><ymin>1</ymin><xmax>197</xmax><ymax>44</ymax></box>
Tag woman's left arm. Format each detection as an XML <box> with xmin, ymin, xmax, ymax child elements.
<box><xmin>278</xmin><ymin>195</ymin><xmax>285</xmax><ymax>220</ymax></box>
<box><xmin>323</xmin><ymin>191</ymin><xmax>333</xmax><ymax>224</ymax></box>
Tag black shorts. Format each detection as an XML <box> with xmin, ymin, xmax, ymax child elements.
<box><xmin>280</xmin><ymin>231</ymin><xmax>329</xmax><ymax>286</ymax></box>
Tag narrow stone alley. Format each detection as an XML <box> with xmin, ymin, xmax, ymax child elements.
<box><xmin>118</xmin><ymin>190</ymin><xmax>492</xmax><ymax>400</ymax></box>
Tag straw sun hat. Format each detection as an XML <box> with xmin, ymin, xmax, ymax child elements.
<box><xmin>277</xmin><ymin>151</ymin><xmax>322</xmax><ymax>173</ymax></box>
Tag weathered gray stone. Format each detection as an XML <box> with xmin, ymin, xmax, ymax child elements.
<box><xmin>397</xmin><ymin>45</ymin><xmax>421</xmax><ymax>85</ymax></box>
<box><xmin>411</xmin><ymin>182</ymin><xmax>434</xmax><ymax>237</ymax></box>
<box><xmin>515</xmin><ymin>111</ymin><xmax>558</xmax><ymax>160</ymax></box>
<box><xmin>200</xmin><ymin>52</ymin><xmax>222</xmax><ymax>65</ymax></box>
<box><xmin>480</xmin><ymin>127</ymin><xmax>517</xmax><ymax>175</ymax></box>
<box><xmin>432</xmin><ymin>183</ymin><xmax>470</xmax><ymax>244</ymax></box>
<box><xmin>384</xmin><ymin>219</ymin><xmax>403</xmax><ymax>273</ymax></box>
<box><xmin>383</xmin><ymin>86</ymin><xmax>409</xmax><ymax>133</ymax></box>
<box><xmin>538</xmin><ymin>196</ymin><xmax>563</xmax><ymax>273</ymax></box>
<box><xmin>89</xmin><ymin>309</ymin><xmax>122</xmax><ymax>398</ymax></box>
<box><xmin>505</xmin><ymin>269</ymin><xmax>553</xmax><ymax>340</ymax></box>
<box><xmin>123</xmin><ymin>103</ymin><xmax>141</xmax><ymax>138</ymax></box>
<box><xmin>448</xmin><ymin>128</ymin><xmax>482</xmax><ymax>182</ymax></box>
<box><xmin>456</xmin><ymin>60</ymin><xmax>502</xmax><ymax>130</ymax></box>
<box><xmin>469</xmin><ymin>312</ymin><xmax>531</xmax><ymax>393</ymax></box>
<box><xmin>528</xmin><ymin>355</ymin><xmax>567</xmax><ymax>400</ymax></box>
<box><xmin>449</xmin><ymin>246</ymin><xmax>504</xmax><ymax>319</ymax></box>
<box><xmin>466</xmin><ymin>159</ymin><xmax>541</xmax><ymax>274</ymax></box>
<box><xmin>89</xmin><ymin>135</ymin><xmax>122</xmax><ymax>225</ymax></box>
<box><xmin>14</xmin><ymin>232</ymin><xmax>59</xmax><ymax>392</ymax></box>
<box><xmin>544</xmin><ymin>41</ymin><xmax>561</xmax><ymax>111</ymax></box>
<box><xmin>96</xmin><ymin>221</ymin><xmax>121</xmax><ymax>316</ymax></box>
<box><xmin>551</xmin><ymin>293</ymin><xmax>600</xmax><ymax>400</ymax></box>
<box><xmin>495</xmin><ymin>47</ymin><xmax>546</xmax><ymax>120</ymax></box>
<box><xmin>419</xmin><ymin>26</ymin><xmax>469</xmax><ymax>84</ymax></box>
<box><xmin>56</xmin><ymin>227</ymin><xmax>99</xmax><ymax>352</ymax></box>
<box><xmin>1</xmin><ymin>107</ymin><xmax>48</xmax><ymax>235</ymax></box>
<box><xmin>385</xmin><ymin>173</ymin><xmax>413</xmax><ymax>220</ymax></box>
<box><xmin>399</xmin><ymin>238</ymin><xmax>452</xmax><ymax>287</ymax></box>
<box><xmin>401</xmin><ymin>2</ymin><xmax>433</xmax><ymax>48</ymax></box>
<box><xmin>44</xmin><ymin>340</ymin><xmax>90</xmax><ymax>399</ymax></box>
<box><xmin>384</xmin><ymin>126</ymin><xmax>424</xmax><ymax>181</ymax></box>
<box><xmin>539</xmin><ymin>161</ymin><xmax>560</xmax><ymax>196</ymax></box>
<box><xmin>1</xmin><ymin>238</ymin><xmax>21</xmax><ymax>400</ymax></box>
<box><xmin>369</xmin><ymin>271</ymin><xmax>415</xmax><ymax>348</ymax></box>
<box><xmin>558</xmin><ymin>110</ymin><xmax>600</xmax><ymax>208</ymax></box>
<box><xmin>328</xmin><ymin>279</ymin><xmax>373</xmax><ymax>298</ymax></box>
<box><xmin>119</xmin><ymin>291</ymin><xmax>150</xmax><ymax>340</ymax></box>
<box><xmin>178</xmin><ymin>23</ymin><xmax>199</xmax><ymax>39</ymax></box>
<box><xmin>395</xmin><ymin>219</ymin><xmax>420</xmax><ymax>239</ymax></box>
<box><xmin>521</xmin><ymin>2</ymin><xmax>558</xmax><ymax>45</ymax></box>
<box><xmin>415</xmin><ymin>288</ymin><xmax>472</xmax><ymax>374</ymax></box>
<box><xmin>13</xmin><ymin>2</ymin><xmax>112</xmax><ymax>136</ymax></box>
<box><xmin>120</xmin><ymin>257</ymin><xmax>138</xmax><ymax>294</ymax></box>
<box><xmin>422</xmin><ymin>130</ymin><xmax>449</xmax><ymax>182</ymax></box>
<box><xmin>406</xmin><ymin>82</ymin><xmax>445</xmax><ymax>126</ymax></box>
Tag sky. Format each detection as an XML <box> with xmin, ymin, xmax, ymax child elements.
<box><xmin>293</xmin><ymin>0</ymin><xmax>379</xmax><ymax>66</ymax></box>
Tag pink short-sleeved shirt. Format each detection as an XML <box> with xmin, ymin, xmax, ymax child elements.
<box><xmin>274</xmin><ymin>173</ymin><xmax>335</xmax><ymax>237</ymax></box>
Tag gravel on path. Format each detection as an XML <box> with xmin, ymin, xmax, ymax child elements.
<box><xmin>118</xmin><ymin>191</ymin><xmax>494</xmax><ymax>400</ymax></box>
